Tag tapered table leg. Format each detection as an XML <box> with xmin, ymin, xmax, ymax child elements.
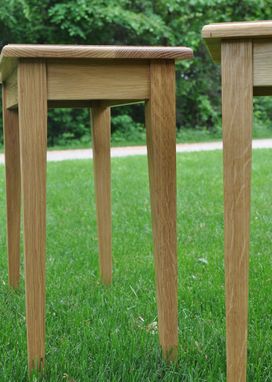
<box><xmin>18</xmin><ymin>60</ymin><xmax>47</xmax><ymax>371</ymax></box>
<box><xmin>145</xmin><ymin>60</ymin><xmax>178</xmax><ymax>360</ymax></box>
<box><xmin>91</xmin><ymin>104</ymin><xmax>112</xmax><ymax>285</ymax></box>
<box><xmin>2</xmin><ymin>87</ymin><xmax>21</xmax><ymax>288</ymax></box>
<box><xmin>221</xmin><ymin>40</ymin><xmax>253</xmax><ymax>382</ymax></box>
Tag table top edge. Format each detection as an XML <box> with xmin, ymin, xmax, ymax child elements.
<box><xmin>1</xmin><ymin>44</ymin><xmax>193</xmax><ymax>61</ymax></box>
<box><xmin>202</xmin><ymin>20</ymin><xmax>272</xmax><ymax>40</ymax></box>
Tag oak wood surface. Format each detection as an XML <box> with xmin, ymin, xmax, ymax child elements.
<box><xmin>202</xmin><ymin>20</ymin><xmax>272</xmax><ymax>64</ymax></box>
<box><xmin>221</xmin><ymin>40</ymin><xmax>253</xmax><ymax>382</ymax></box>
<box><xmin>145</xmin><ymin>60</ymin><xmax>178</xmax><ymax>360</ymax></box>
<box><xmin>1</xmin><ymin>44</ymin><xmax>186</xmax><ymax>370</ymax></box>
<box><xmin>91</xmin><ymin>104</ymin><xmax>112</xmax><ymax>285</ymax></box>
<box><xmin>203</xmin><ymin>20</ymin><xmax>272</xmax><ymax>39</ymax></box>
<box><xmin>0</xmin><ymin>45</ymin><xmax>193</xmax><ymax>83</ymax></box>
<box><xmin>1</xmin><ymin>44</ymin><xmax>193</xmax><ymax>60</ymax></box>
<box><xmin>253</xmin><ymin>40</ymin><xmax>272</xmax><ymax>87</ymax></box>
<box><xmin>18</xmin><ymin>60</ymin><xmax>47</xmax><ymax>371</ymax></box>
<box><xmin>47</xmin><ymin>60</ymin><xmax>150</xmax><ymax>100</ymax></box>
<box><xmin>2</xmin><ymin>86</ymin><xmax>21</xmax><ymax>288</ymax></box>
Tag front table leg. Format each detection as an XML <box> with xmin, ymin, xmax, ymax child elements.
<box><xmin>222</xmin><ymin>41</ymin><xmax>253</xmax><ymax>381</ymax></box>
<box><xmin>18</xmin><ymin>60</ymin><xmax>47</xmax><ymax>371</ymax></box>
<box><xmin>91</xmin><ymin>104</ymin><xmax>112</xmax><ymax>285</ymax></box>
<box><xmin>145</xmin><ymin>60</ymin><xmax>178</xmax><ymax>360</ymax></box>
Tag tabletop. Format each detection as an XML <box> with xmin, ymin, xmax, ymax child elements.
<box><xmin>0</xmin><ymin>44</ymin><xmax>193</xmax><ymax>61</ymax></box>
<box><xmin>0</xmin><ymin>44</ymin><xmax>193</xmax><ymax>83</ymax></box>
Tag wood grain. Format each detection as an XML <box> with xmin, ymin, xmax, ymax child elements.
<box><xmin>47</xmin><ymin>60</ymin><xmax>150</xmax><ymax>100</ymax></box>
<box><xmin>221</xmin><ymin>40</ymin><xmax>253</xmax><ymax>382</ymax></box>
<box><xmin>145</xmin><ymin>60</ymin><xmax>178</xmax><ymax>360</ymax></box>
<box><xmin>202</xmin><ymin>20</ymin><xmax>272</xmax><ymax>64</ymax></box>
<box><xmin>202</xmin><ymin>21</ymin><xmax>272</xmax><ymax>39</ymax></box>
<box><xmin>253</xmin><ymin>40</ymin><xmax>272</xmax><ymax>87</ymax></box>
<box><xmin>2</xmin><ymin>85</ymin><xmax>21</xmax><ymax>288</ymax></box>
<box><xmin>18</xmin><ymin>59</ymin><xmax>47</xmax><ymax>371</ymax></box>
<box><xmin>1</xmin><ymin>44</ymin><xmax>193</xmax><ymax>60</ymax></box>
<box><xmin>91</xmin><ymin>104</ymin><xmax>112</xmax><ymax>285</ymax></box>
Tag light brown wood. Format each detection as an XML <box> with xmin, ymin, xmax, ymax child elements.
<box><xmin>0</xmin><ymin>56</ymin><xmax>18</xmax><ymax>81</ymax></box>
<box><xmin>202</xmin><ymin>22</ymin><xmax>272</xmax><ymax>94</ymax></box>
<box><xmin>202</xmin><ymin>20</ymin><xmax>272</xmax><ymax>63</ymax></box>
<box><xmin>91</xmin><ymin>104</ymin><xmax>112</xmax><ymax>285</ymax></box>
<box><xmin>221</xmin><ymin>40</ymin><xmax>253</xmax><ymax>382</ymax></box>
<box><xmin>47</xmin><ymin>60</ymin><xmax>150</xmax><ymax>100</ymax></box>
<box><xmin>18</xmin><ymin>59</ymin><xmax>47</xmax><ymax>371</ymax></box>
<box><xmin>253</xmin><ymin>40</ymin><xmax>272</xmax><ymax>87</ymax></box>
<box><xmin>1</xmin><ymin>44</ymin><xmax>193</xmax><ymax>61</ymax></box>
<box><xmin>203</xmin><ymin>20</ymin><xmax>272</xmax><ymax>39</ymax></box>
<box><xmin>0</xmin><ymin>44</ymin><xmax>193</xmax><ymax>371</ymax></box>
<box><xmin>5</xmin><ymin>68</ymin><xmax>18</xmax><ymax>109</ymax></box>
<box><xmin>2</xmin><ymin>85</ymin><xmax>21</xmax><ymax>288</ymax></box>
<box><xmin>145</xmin><ymin>60</ymin><xmax>178</xmax><ymax>360</ymax></box>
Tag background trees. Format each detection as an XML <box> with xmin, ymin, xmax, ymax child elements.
<box><xmin>1</xmin><ymin>0</ymin><xmax>271</xmax><ymax>145</ymax></box>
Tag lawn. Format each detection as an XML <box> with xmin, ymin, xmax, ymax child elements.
<box><xmin>0</xmin><ymin>150</ymin><xmax>271</xmax><ymax>381</ymax></box>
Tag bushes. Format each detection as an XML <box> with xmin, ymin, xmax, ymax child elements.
<box><xmin>111</xmin><ymin>114</ymin><xmax>145</xmax><ymax>145</ymax></box>
<box><xmin>47</xmin><ymin>108</ymin><xmax>146</xmax><ymax>147</ymax></box>
<box><xmin>1</xmin><ymin>1</ymin><xmax>272</xmax><ymax>146</ymax></box>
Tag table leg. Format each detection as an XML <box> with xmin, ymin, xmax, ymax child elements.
<box><xmin>145</xmin><ymin>60</ymin><xmax>178</xmax><ymax>360</ymax></box>
<box><xmin>18</xmin><ymin>60</ymin><xmax>47</xmax><ymax>371</ymax></box>
<box><xmin>2</xmin><ymin>87</ymin><xmax>21</xmax><ymax>288</ymax></box>
<box><xmin>221</xmin><ymin>40</ymin><xmax>253</xmax><ymax>382</ymax></box>
<box><xmin>91</xmin><ymin>104</ymin><xmax>112</xmax><ymax>285</ymax></box>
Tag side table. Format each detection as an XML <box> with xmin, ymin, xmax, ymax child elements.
<box><xmin>202</xmin><ymin>21</ymin><xmax>272</xmax><ymax>381</ymax></box>
<box><xmin>0</xmin><ymin>44</ymin><xmax>193</xmax><ymax>371</ymax></box>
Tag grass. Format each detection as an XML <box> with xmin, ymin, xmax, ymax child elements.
<box><xmin>0</xmin><ymin>149</ymin><xmax>272</xmax><ymax>381</ymax></box>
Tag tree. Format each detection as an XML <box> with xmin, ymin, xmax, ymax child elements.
<box><xmin>0</xmin><ymin>0</ymin><xmax>271</xmax><ymax>145</ymax></box>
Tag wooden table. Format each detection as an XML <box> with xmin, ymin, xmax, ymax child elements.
<box><xmin>0</xmin><ymin>44</ymin><xmax>193</xmax><ymax>371</ymax></box>
<box><xmin>202</xmin><ymin>21</ymin><xmax>272</xmax><ymax>381</ymax></box>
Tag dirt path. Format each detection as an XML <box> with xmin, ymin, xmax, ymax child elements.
<box><xmin>0</xmin><ymin>139</ymin><xmax>272</xmax><ymax>164</ymax></box>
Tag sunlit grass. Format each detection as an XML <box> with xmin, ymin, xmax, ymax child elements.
<box><xmin>0</xmin><ymin>149</ymin><xmax>271</xmax><ymax>381</ymax></box>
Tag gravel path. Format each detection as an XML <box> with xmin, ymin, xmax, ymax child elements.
<box><xmin>0</xmin><ymin>139</ymin><xmax>272</xmax><ymax>164</ymax></box>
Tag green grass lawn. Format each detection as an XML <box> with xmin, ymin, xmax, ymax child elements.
<box><xmin>0</xmin><ymin>150</ymin><xmax>272</xmax><ymax>381</ymax></box>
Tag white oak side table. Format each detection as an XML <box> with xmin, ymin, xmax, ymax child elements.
<box><xmin>202</xmin><ymin>21</ymin><xmax>272</xmax><ymax>381</ymax></box>
<box><xmin>0</xmin><ymin>44</ymin><xmax>193</xmax><ymax>371</ymax></box>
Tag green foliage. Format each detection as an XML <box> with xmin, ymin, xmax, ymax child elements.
<box><xmin>0</xmin><ymin>0</ymin><xmax>272</xmax><ymax>146</ymax></box>
<box><xmin>47</xmin><ymin>108</ymin><xmax>90</xmax><ymax>147</ymax></box>
<box><xmin>111</xmin><ymin>114</ymin><xmax>146</xmax><ymax>144</ymax></box>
